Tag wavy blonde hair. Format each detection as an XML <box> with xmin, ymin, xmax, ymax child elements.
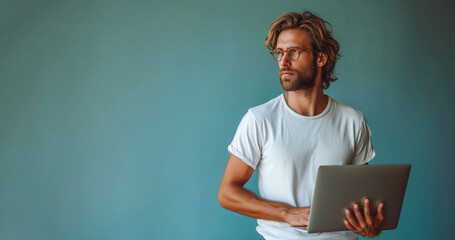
<box><xmin>265</xmin><ymin>11</ymin><xmax>341</xmax><ymax>89</ymax></box>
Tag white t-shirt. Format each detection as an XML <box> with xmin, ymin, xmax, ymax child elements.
<box><xmin>228</xmin><ymin>94</ymin><xmax>376</xmax><ymax>240</ymax></box>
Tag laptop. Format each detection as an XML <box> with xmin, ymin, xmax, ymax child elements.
<box><xmin>306</xmin><ymin>164</ymin><xmax>411</xmax><ymax>233</ymax></box>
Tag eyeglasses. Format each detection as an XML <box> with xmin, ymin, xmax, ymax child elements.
<box><xmin>270</xmin><ymin>48</ymin><xmax>313</xmax><ymax>62</ymax></box>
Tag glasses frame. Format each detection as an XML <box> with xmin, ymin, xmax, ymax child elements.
<box><xmin>270</xmin><ymin>47</ymin><xmax>314</xmax><ymax>62</ymax></box>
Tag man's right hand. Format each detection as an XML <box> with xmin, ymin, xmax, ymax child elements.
<box><xmin>285</xmin><ymin>206</ymin><xmax>311</xmax><ymax>227</ymax></box>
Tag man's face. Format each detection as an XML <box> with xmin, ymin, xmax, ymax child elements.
<box><xmin>276</xmin><ymin>28</ymin><xmax>317</xmax><ymax>91</ymax></box>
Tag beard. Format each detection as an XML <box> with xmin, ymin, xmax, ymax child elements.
<box><xmin>279</xmin><ymin>60</ymin><xmax>317</xmax><ymax>92</ymax></box>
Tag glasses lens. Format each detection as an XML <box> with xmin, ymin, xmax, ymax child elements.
<box><xmin>273</xmin><ymin>51</ymin><xmax>282</xmax><ymax>62</ymax></box>
<box><xmin>290</xmin><ymin>49</ymin><xmax>300</xmax><ymax>60</ymax></box>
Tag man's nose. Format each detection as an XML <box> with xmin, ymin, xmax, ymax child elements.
<box><xmin>280</xmin><ymin>52</ymin><xmax>292</xmax><ymax>66</ymax></box>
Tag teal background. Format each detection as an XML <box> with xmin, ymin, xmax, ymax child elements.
<box><xmin>1</xmin><ymin>0</ymin><xmax>454</xmax><ymax>239</ymax></box>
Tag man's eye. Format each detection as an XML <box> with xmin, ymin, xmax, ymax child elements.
<box><xmin>290</xmin><ymin>49</ymin><xmax>299</xmax><ymax>54</ymax></box>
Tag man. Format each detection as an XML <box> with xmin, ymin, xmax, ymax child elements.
<box><xmin>218</xmin><ymin>11</ymin><xmax>384</xmax><ymax>240</ymax></box>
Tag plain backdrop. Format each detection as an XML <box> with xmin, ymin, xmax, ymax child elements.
<box><xmin>1</xmin><ymin>0</ymin><xmax>454</xmax><ymax>239</ymax></box>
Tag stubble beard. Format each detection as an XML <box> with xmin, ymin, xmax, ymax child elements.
<box><xmin>279</xmin><ymin>60</ymin><xmax>317</xmax><ymax>92</ymax></box>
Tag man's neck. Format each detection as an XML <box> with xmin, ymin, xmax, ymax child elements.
<box><xmin>283</xmin><ymin>87</ymin><xmax>328</xmax><ymax>117</ymax></box>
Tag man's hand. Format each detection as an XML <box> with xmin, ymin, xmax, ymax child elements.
<box><xmin>285</xmin><ymin>206</ymin><xmax>311</xmax><ymax>227</ymax></box>
<box><xmin>344</xmin><ymin>199</ymin><xmax>384</xmax><ymax>238</ymax></box>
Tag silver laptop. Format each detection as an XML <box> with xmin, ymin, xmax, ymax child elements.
<box><xmin>307</xmin><ymin>164</ymin><xmax>411</xmax><ymax>233</ymax></box>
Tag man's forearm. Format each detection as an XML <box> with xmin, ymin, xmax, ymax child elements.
<box><xmin>218</xmin><ymin>182</ymin><xmax>295</xmax><ymax>223</ymax></box>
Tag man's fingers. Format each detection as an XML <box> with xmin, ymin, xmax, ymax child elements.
<box><xmin>287</xmin><ymin>206</ymin><xmax>311</xmax><ymax>227</ymax></box>
<box><xmin>345</xmin><ymin>208</ymin><xmax>360</xmax><ymax>231</ymax></box>
<box><xmin>363</xmin><ymin>198</ymin><xmax>373</xmax><ymax>226</ymax></box>
<box><xmin>353</xmin><ymin>203</ymin><xmax>366</xmax><ymax>229</ymax></box>
<box><xmin>344</xmin><ymin>219</ymin><xmax>358</xmax><ymax>233</ymax></box>
<box><xmin>373</xmin><ymin>202</ymin><xmax>385</xmax><ymax>229</ymax></box>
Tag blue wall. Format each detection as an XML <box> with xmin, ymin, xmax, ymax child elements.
<box><xmin>1</xmin><ymin>0</ymin><xmax>454</xmax><ymax>239</ymax></box>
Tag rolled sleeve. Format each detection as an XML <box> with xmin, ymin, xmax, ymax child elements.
<box><xmin>227</xmin><ymin>110</ymin><xmax>262</xmax><ymax>169</ymax></box>
<box><xmin>352</xmin><ymin>116</ymin><xmax>376</xmax><ymax>165</ymax></box>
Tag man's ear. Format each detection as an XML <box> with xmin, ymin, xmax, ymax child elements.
<box><xmin>316</xmin><ymin>52</ymin><xmax>328</xmax><ymax>67</ymax></box>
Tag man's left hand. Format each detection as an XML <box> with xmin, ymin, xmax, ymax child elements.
<box><xmin>344</xmin><ymin>198</ymin><xmax>384</xmax><ymax>238</ymax></box>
